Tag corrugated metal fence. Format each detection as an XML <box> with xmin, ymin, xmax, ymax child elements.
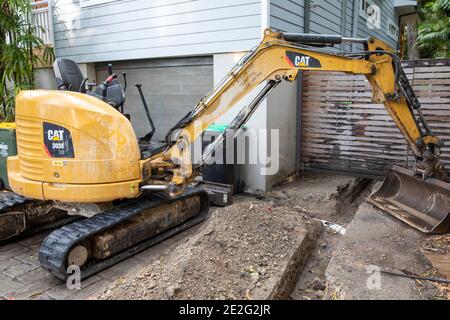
<box><xmin>300</xmin><ymin>59</ymin><xmax>450</xmax><ymax>177</ymax></box>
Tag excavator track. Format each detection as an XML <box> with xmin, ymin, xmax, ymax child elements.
<box><xmin>39</xmin><ymin>188</ymin><xmax>209</xmax><ymax>280</ymax></box>
<box><xmin>0</xmin><ymin>191</ymin><xmax>29</xmax><ymax>212</ymax></box>
<box><xmin>0</xmin><ymin>191</ymin><xmax>77</xmax><ymax>243</ymax></box>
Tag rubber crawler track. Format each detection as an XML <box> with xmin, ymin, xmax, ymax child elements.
<box><xmin>0</xmin><ymin>191</ymin><xmax>28</xmax><ymax>213</ymax></box>
<box><xmin>0</xmin><ymin>191</ymin><xmax>78</xmax><ymax>244</ymax></box>
<box><xmin>38</xmin><ymin>188</ymin><xmax>210</xmax><ymax>280</ymax></box>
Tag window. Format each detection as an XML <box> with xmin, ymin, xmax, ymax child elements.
<box><xmin>359</xmin><ymin>0</ymin><xmax>375</xmax><ymax>18</ymax></box>
<box><xmin>359</xmin><ymin>0</ymin><xmax>381</xmax><ymax>29</ymax></box>
<box><xmin>80</xmin><ymin>0</ymin><xmax>113</xmax><ymax>8</ymax></box>
<box><xmin>387</xmin><ymin>18</ymin><xmax>399</xmax><ymax>41</ymax></box>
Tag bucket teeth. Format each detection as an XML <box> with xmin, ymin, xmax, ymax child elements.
<box><xmin>368</xmin><ymin>165</ymin><xmax>450</xmax><ymax>234</ymax></box>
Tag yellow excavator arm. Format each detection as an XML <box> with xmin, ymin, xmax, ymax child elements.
<box><xmin>144</xmin><ymin>29</ymin><xmax>445</xmax><ymax>193</ymax></box>
<box><xmin>9</xmin><ymin>28</ymin><xmax>446</xmax><ymax>206</ymax></box>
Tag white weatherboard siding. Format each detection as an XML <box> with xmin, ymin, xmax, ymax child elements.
<box><xmin>53</xmin><ymin>0</ymin><xmax>262</xmax><ymax>63</ymax></box>
<box><xmin>53</xmin><ymin>0</ymin><xmax>402</xmax><ymax>63</ymax></box>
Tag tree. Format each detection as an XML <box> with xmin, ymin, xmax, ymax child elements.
<box><xmin>0</xmin><ymin>0</ymin><xmax>53</xmax><ymax>121</ymax></box>
<box><xmin>416</xmin><ymin>0</ymin><xmax>450</xmax><ymax>58</ymax></box>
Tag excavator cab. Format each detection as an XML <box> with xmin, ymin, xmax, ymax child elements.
<box><xmin>54</xmin><ymin>58</ymin><xmax>126</xmax><ymax>112</ymax></box>
<box><xmin>53</xmin><ymin>59</ymin><xmax>161</xmax><ymax>157</ymax></box>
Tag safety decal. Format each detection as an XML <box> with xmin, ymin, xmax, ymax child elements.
<box><xmin>285</xmin><ymin>51</ymin><xmax>322</xmax><ymax>68</ymax></box>
<box><xmin>43</xmin><ymin>122</ymin><xmax>75</xmax><ymax>158</ymax></box>
<box><xmin>0</xmin><ymin>144</ymin><xmax>8</xmax><ymax>158</ymax></box>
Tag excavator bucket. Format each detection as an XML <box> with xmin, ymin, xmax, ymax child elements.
<box><xmin>368</xmin><ymin>165</ymin><xmax>450</xmax><ymax>234</ymax></box>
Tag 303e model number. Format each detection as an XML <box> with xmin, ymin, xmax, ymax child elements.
<box><xmin>223</xmin><ymin>304</ymin><xmax>270</xmax><ymax>317</ymax></box>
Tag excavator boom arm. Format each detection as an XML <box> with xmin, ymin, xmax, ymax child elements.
<box><xmin>150</xmin><ymin>29</ymin><xmax>444</xmax><ymax>188</ymax></box>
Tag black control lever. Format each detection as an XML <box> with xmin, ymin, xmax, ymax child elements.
<box><xmin>135</xmin><ymin>83</ymin><xmax>155</xmax><ymax>142</ymax></box>
<box><xmin>122</xmin><ymin>72</ymin><xmax>127</xmax><ymax>92</ymax></box>
<box><xmin>80</xmin><ymin>78</ymin><xmax>88</xmax><ymax>93</ymax></box>
<box><xmin>107</xmin><ymin>64</ymin><xmax>113</xmax><ymax>76</ymax></box>
<box><xmin>99</xmin><ymin>74</ymin><xmax>116</xmax><ymax>98</ymax></box>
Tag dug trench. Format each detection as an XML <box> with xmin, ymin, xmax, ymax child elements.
<box><xmin>261</xmin><ymin>172</ymin><xmax>379</xmax><ymax>300</ymax></box>
<box><xmin>93</xmin><ymin>172</ymin><xmax>448</xmax><ymax>300</ymax></box>
<box><xmin>92</xmin><ymin>173</ymin><xmax>380</xmax><ymax>300</ymax></box>
<box><xmin>0</xmin><ymin>173</ymin><xmax>442</xmax><ymax>300</ymax></box>
<box><xmin>1</xmin><ymin>172</ymin><xmax>444</xmax><ymax>300</ymax></box>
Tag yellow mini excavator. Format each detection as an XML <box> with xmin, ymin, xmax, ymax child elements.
<box><xmin>6</xmin><ymin>29</ymin><xmax>450</xmax><ymax>280</ymax></box>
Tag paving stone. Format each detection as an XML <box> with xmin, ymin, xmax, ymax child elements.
<box><xmin>1</xmin><ymin>231</ymin><xmax>176</xmax><ymax>300</ymax></box>
<box><xmin>16</xmin><ymin>267</ymin><xmax>50</xmax><ymax>285</ymax></box>
<box><xmin>0</xmin><ymin>243</ymin><xmax>21</xmax><ymax>253</ymax></box>
<box><xmin>11</xmin><ymin>274</ymin><xmax>63</xmax><ymax>299</ymax></box>
<box><xmin>3</xmin><ymin>260</ymin><xmax>38</xmax><ymax>278</ymax></box>
<box><xmin>45</xmin><ymin>275</ymin><xmax>105</xmax><ymax>300</ymax></box>
<box><xmin>29</xmin><ymin>293</ymin><xmax>54</xmax><ymax>300</ymax></box>
<box><xmin>15</xmin><ymin>251</ymin><xmax>40</xmax><ymax>267</ymax></box>
<box><xmin>0</xmin><ymin>257</ymin><xmax>21</xmax><ymax>272</ymax></box>
<box><xmin>0</xmin><ymin>246</ymin><xmax>32</xmax><ymax>262</ymax></box>
<box><xmin>0</xmin><ymin>273</ymin><xmax>26</xmax><ymax>297</ymax></box>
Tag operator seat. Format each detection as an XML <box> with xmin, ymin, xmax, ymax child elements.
<box><xmin>53</xmin><ymin>58</ymin><xmax>87</xmax><ymax>93</ymax></box>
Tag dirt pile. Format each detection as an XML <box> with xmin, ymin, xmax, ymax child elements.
<box><xmin>94</xmin><ymin>198</ymin><xmax>321</xmax><ymax>300</ymax></box>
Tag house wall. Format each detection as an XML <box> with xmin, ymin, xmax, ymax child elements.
<box><xmin>52</xmin><ymin>0</ymin><xmax>262</xmax><ymax>63</ymax></box>
<box><xmin>269</xmin><ymin>0</ymin><xmax>305</xmax><ymax>33</ymax></box>
<box><xmin>309</xmin><ymin>0</ymin><xmax>354</xmax><ymax>51</ymax></box>
<box><xmin>266</xmin><ymin>0</ymin><xmax>304</xmax><ymax>188</ymax></box>
<box><xmin>213</xmin><ymin>53</ymin><xmax>269</xmax><ymax>192</ymax></box>
<box><xmin>355</xmin><ymin>0</ymin><xmax>400</xmax><ymax>50</ymax></box>
<box><xmin>52</xmin><ymin>0</ymin><xmax>401</xmax><ymax>63</ymax></box>
<box><xmin>268</xmin><ymin>0</ymin><xmax>400</xmax><ymax>51</ymax></box>
<box><xmin>265</xmin><ymin>80</ymin><xmax>298</xmax><ymax>188</ymax></box>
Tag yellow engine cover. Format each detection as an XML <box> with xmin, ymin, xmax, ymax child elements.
<box><xmin>7</xmin><ymin>90</ymin><xmax>142</xmax><ymax>202</ymax></box>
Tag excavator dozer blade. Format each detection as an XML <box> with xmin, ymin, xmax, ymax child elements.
<box><xmin>368</xmin><ymin>165</ymin><xmax>450</xmax><ymax>234</ymax></box>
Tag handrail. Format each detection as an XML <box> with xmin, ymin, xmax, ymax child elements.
<box><xmin>31</xmin><ymin>0</ymin><xmax>54</xmax><ymax>46</ymax></box>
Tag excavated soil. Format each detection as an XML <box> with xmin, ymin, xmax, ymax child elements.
<box><xmin>94</xmin><ymin>199</ymin><xmax>321</xmax><ymax>300</ymax></box>
<box><xmin>93</xmin><ymin>173</ymin><xmax>366</xmax><ymax>300</ymax></box>
<box><xmin>420</xmin><ymin>234</ymin><xmax>450</xmax><ymax>299</ymax></box>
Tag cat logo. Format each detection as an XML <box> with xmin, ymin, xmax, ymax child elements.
<box><xmin>286</xmin><ymin>51</ymin><xmax>322</xmax><ymax>68</ymax></box>
<box><xmin>295</xmin><ymin>55</ymin><xmax>311</xmax><ymax>67</ymax></box>
<box><xmin>43</xmin><ymin>123</ymin><xmax>75</xmax><ymax>158</ymax></box>
<box><xmin>47</xmin><ymin>130</ymin><xmax>65</xmax><ymax>142</ymax></box>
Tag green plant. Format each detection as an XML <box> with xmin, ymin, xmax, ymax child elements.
<box><xmin>0</xmin><ymin>0</ymin><xmax>54</xmax><ymax>121</ymax></box>
<box><xmin>416</xmin><ymin>0</ymin><xmax>450</xmax><ymax>58</ymax></box>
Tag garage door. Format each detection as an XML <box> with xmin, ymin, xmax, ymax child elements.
<box><xmin>96</xmin><ymin>56</ymin><xmax>213</xmax><ymax>142</ymax></box>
